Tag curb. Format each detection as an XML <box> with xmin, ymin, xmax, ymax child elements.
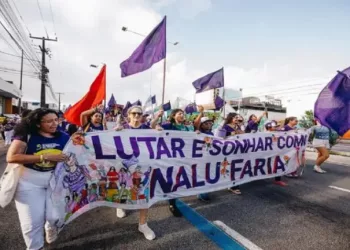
<box><xmin>306</xmin><ymin>147</ymin><xmax>350</xmax><ymax>157</ymax></box>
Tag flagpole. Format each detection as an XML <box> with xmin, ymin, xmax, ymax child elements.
<box><xmin>161</xmin><ymin>58</ymin><xmax>167</xmax><ymax>105</ymax></box>
<box><xmin>222</xmin><ymin>87</ymin><xmax>226</xmax><ymax>118</ymax></box>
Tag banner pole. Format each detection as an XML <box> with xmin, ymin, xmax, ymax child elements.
<box><xmin>223</xmin><ymin>87</ymin><xmax>226</xmax><ymax>118</ymax></box>
<box><xmin>161</xmin><ymin>58</ymin><xmax>167</xmax><ymax>105</ymax></box>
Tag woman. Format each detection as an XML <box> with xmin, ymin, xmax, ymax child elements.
<box><xmin>245</xmin><ymin>112</ymin><xmax>266</xmax><ymax>133</ymax></box>
<box><xmin>282</xmin><ymin>117</ymin><xmax>298</xmax><ymax>131</ymax></box>
<box><xmin>80</xmin><ymin>104</ymin><xmax>107</xmax><ymax>132</ymax></box>
<box><xmin>311</xmin><ymin>120</ymin><xmax>332</xmax><ymax>173</ymax></box>
<box><xmin>151</xmin><ymin>108</ymin><xmax>190</xmax><ymax>217</ymax></box>
<box><xmin>222</xmin><ymin>113</ymin><xmax>245</xmax><ymax>194</ymax></box>
<box><xmin>6</xmin><ymin>108</ymin><xmax>69</xmax><ymax>250</ymax></box>
<box><xmin>115</xmin><ymin>105</ymin><xmax>155</xmax><ymax>240</ymax></box>
<box><xmin>3</xmin><ymin>118</ymin><xmax>16</xmax><ymax>146</ymax></box>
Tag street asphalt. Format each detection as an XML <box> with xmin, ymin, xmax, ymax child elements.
<box><xmin>0</xmin><ymin>154</ymin><xmax>349</xmax><ymax>250</ymax></box>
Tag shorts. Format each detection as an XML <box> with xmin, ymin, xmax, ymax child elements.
<box><xmin>312</xmin><ymin>138</ymin><xmax>330</xmax><ymax>149</ymax></box>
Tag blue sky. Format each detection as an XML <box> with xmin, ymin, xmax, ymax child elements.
<box><xmin>0</xmin><ymin>0</ymin><xmax>349</xmax><ymax>117</ymax></box>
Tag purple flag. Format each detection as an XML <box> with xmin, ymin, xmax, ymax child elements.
<box><xmin>214</xmin><ymin>95</ymin><xmax>225</xmax><ymax>110</ymax></box>
<box><xmin>132</xmin><ymin>100</ymin><xmax>142</xmax><ymax>106</ymax></box>
<box><xmin>314</xmin><ymin>66</ymin><xmax>350</xmax><ymax>136</ymax></box>
<box><xmin>120</xmin><ymin>16</ymin><xmax>167</xmax><ymax>77</ymax></box>
<box><xmin>151</xmin><ymin>95</ymin><xmax>156</xmax><ymax>105</ymax></box>
<box><xmin>122</xmin><ymin>101</ymin><xmax>132</xmax><ymax>117</ymax></box>
<box><xmin>185</xmin><ymin>103</ymin><xmax>197</xmax><ymax>114</ymax></box>
<box><xmin>192</xmin><ymin>68</ymin><xmax>224</xmax><ymax>93</ymax></box>
<box><xmin>162</xmin><ymin>101</ymin><xmax>171</xmax><ymax>111</ymax></box>
<box><xmin>108</xmin><ymin>94</ymin><xmax>116</xmax><ymax>107</ymax></box>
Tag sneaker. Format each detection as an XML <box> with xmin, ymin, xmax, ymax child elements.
<box><xmin>169</xmin><ymin>204</ymin><xmax>182</xmax><ymax>217</ymax></box>
<box><xmin>45</xmin><ymin>225</ymin><xmax>58</xmax><ymax>244</ymax></box>
<box><xmin>197</xmin><ymin>193</ymin><xmax>210</xmax><ymax>202</ymax></box>
<box><xmin>138</xmin><ymin>223</ymin><xmax>156</xmax><ymax>240</ymax></box>
<box><xmin>314</xmin><ymin>165</ymin><xmax>326</xmax><ymax>174</ymax></box>
<box><xmin>274</xmin><ymin>180</ymin><xmax>288</xmax><ymax>187</ymax></box>
<box><xmin>116</xmin><ymin>208</ymin><xmax>126</xmax><ymax>218</ymax></box>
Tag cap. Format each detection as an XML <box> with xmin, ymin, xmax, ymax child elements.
<box><xmin>265</xmin><ymin>120</ymin><xmax>278</xmax><ymax>130</ymax></box>
<box><xmin>200</xmin><ymin>117</ymin><xmax>213</xmax><ymax>125</ymax></box>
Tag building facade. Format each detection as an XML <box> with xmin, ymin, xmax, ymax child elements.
<box><xmin>0</xmin><ymin>78</ymin><xmax>22</xmax><ymax>115</ymax></box>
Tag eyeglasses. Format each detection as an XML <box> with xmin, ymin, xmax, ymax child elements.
<box><xmin>130</xmin><ymin>112</ymin><xmax>142</xmax><ymax>116</ymax></box>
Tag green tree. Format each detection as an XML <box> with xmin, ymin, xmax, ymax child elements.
<box><xmin>299</xmin><ymin>110</ymin><xmax>314</xmax><ymax>128</ymax></box>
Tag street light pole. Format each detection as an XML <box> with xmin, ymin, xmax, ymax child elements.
<box><xmin>55</xmin><ymin>92</ymin><xmax>64</xmax><ymax>111</ymax></box>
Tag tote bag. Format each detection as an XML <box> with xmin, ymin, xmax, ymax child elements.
<box><xmin>0</xmin><ymin>135</ymin><xmax>30</xmax><ymax>208</ymax></box>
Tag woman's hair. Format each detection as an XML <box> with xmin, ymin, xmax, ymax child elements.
<box><xmin>21</xmin><ymin>110</ymin><xmax>32</xmax><ymax>118</ymax></box>
<box><xmin>284</xmin><ymin>116</ymin><xmax>297</xmax><ymax>126</ymax></box>
<box><xmin>13</xmin><ymin>108</ymin><xmax>59</xmax><ymax>138</ymax></box>
<box><xmin>224</xmin><ymin>112</ymin><xmax>237</xmax><ymax>125</ymax></box>
<box><xmin>169</xmin><ymin>109</ymin><xmax>184</xmax><ymax>124</ymax></box>
<box><xmin>248</xmin><ymin>114</ymin><xmax>255</xmax><ymax>122</ymax></box>
<box><xmin>83</xmin><ymin>109</ymin><xmax>104</xmax><ymax>129</ymax></box>
<box><xmin>127</xmin><ymin>105</ymin><xmax>143</xmax><ymax>115</ymax></box>
<box><xmin>67</xmin><ymin>124</ymin><xmax>78</xmax><ymax>136</ymax></box>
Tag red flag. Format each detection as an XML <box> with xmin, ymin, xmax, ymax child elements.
<box><xmin>65</xmin><ymin>65</ymin><xmax>106</xmax><ymax>126</ymax></box>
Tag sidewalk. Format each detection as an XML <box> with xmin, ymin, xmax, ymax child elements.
<box><xmin>0</xmin><ymin>139</ymin><xmax>8</xmax><ymax>157</ymax></box>
<box><xmin>305</xmin><ymin>151</ymin><xmax>350</xmax><ymax>166</ymax></box>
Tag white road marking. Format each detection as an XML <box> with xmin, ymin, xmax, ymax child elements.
<box><xmin>329</xmin><ymin>186</ymin><xmax>350</xmax><ymax>193</ymax></box>
<box><xmin>213</xmin><ymin>220</ymin><xmax>263</xmax><ymax>250</ymax></box>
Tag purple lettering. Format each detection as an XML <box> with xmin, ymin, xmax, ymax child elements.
<box><xmin>156</xmin><ymin>137</ymin><xmax>172</xmax><ymax>159</ymax></box>
<box><xmin>149</xmin><ymin>167</ymin><xmax>174</xmax><ymax>199</ymax></box>
<box><xmin>223</xmin><ymin>141</ymin><xmax>235</xmax><ymax>155</ymax></box>
<box><xmin>172</xmin><ymin>166</ymin><xmax>192</xmax><ymax>192</ymax></box>
<box><xmin>267</xmin><ymin>157</ymin><xmax>272</xmax><ymax>174</ymax></box>
<box><xmin>192</xmin><ymin>164</ymin><xmax>205</xmax><ymax>188</ymax></box>
<box><xmin>137</xmin><ymin>137</ymin><xmax>156</xmax><ymax>159</ymax></box>
<box><xmin>255</xmin><ymin>137</ymin><xmax>265</xmax><ymax>152</ymax></box>
<box><xmin>265</xmin><ymin>137</ymin><xmax>273</xmax><ymax>151</ymax></box>
<box><xmin>205</xmin><ymin>162</ymin><xmax>220</xmax><ymax>184</ymax></box>
<box><xmin>209</xmin><ymin>140</ymin><xmax>222</xmax><ymax>156</ymax></box>
<box><xmin>230</xmin><ymin>159</ymin><xmax>244</xmax><ymax>181</ymax></box>
<box><xmin>171</xmin><ymin>138</ymin><xmax>185</xmax><ymax>158</ymax></box>
<box><xmin>234</xmin><ymin>139</ymin><xmax>248</xmax><ymax>154</ymax></box>
<box><xmin>286</xmin><ymin>136</ymin><xmax>294</xmax><ymax>148</ymax></box>
<box><xmin>192</xmin><ymin>139</ymin><xmax>204</xmax><ymax>158</ymax></box>
<box><xmin>273</xmin><ymin>156</ymin><xmax>285</xmax><ymax>173</ymax></box>
<box><xmin>240</xmin><ymin>160</ymin><xmax>253</xmax><ymax>179</ymax></box>
<box><xmin>246</xmin><ymin>138</ymin><xmax>256</xmax><ymax>153</ymax></box>
<box><xmin>254</xmin><ymin>158</ymin><xmax>266</xmax><ymax>176</ymax></box>
<box><xmin>92</xmin><ymin>136</ymin><xmax>116</xmax><ymax>159</ymax></box>
<box><xmin>277</xmin><ymin>136</ymin><xmax>285</xmax><ymax>149</ymax></box>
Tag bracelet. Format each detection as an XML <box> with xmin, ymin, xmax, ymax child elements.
<box><xmin>40</xmin><ymin>155</ymin><xmax>44</xmax><ymax>162</ymax></box>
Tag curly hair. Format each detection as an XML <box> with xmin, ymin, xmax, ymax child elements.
<box><xmin>13</xmin><ymin>108</ymin><xmax>60</xmax><ymax>138</ymax></box>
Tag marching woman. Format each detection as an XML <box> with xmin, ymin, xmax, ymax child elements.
<box><xmin>222</xmin><ymin>113</ymin><xmax>244</xmax><ymax>194</ymax></box>
<box><xmin>6</xmin><ymin>108</ymin><xmax>69</xmax><ymax>250</ymax></box>
<box><xmin>282</xmin><ymin>117</ymin><xmax>298</xmax><ymax>131</ymax></box>
<box><xmin>114</xmin><ymin>105</ymin><xmax>156</xmax><ymax>240</ymax></box>
<box><xmin>245</xmin><ymin>112</ymin><xmax>267</xmax><ymax>133</ymax></box>
<box><xmin>3</xmin><ymin>118</ymin><xmax>16</xmax><ymax>146</ymax></box>
<box><xmin>310</xmin><ymin>119</ymin><xmax>334</xmax><ymax>173</ymax></box>
<box><xmin>80</xmin><ymin>104</ymin><xmax>107</xmax><ymax>132</ymax></box>
<box><xmin>151</xmin><ymin>108</ymin><xmax>190</xmax><ymax>217</ymax></box>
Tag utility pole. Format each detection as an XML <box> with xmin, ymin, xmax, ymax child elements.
<box><xmin>17</xmin><ymin>49</ymin><xmax>24</xmax><ymax>114</ymax></box>
<box><xmin>55</xmin><ymin>92</ymin><xmax>64</xmax><ymax>111</ymax></box>
<box><xmin>30</xmin><ymin>35</ymin><xmax>57</xmax><ymax>108</ymax></box>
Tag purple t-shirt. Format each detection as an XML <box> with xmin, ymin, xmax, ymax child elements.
<box><xmin>223</xmin><ymin>124</ymin><xmax>239</xmax><ymax>136</ymax></box>
<box><xmin>14</xmin><ymin>132</ymin><xmax>70</xmax><ymax>172</ymax></box>
<box><xmin>85</xmin><ymin>123</ymin><xmax>104</xmax><ymax>132</ymax></box>
<box><xmin>124</xmin><ymin>123</ymin><xmax>150</xmax><ymax>129</ymax></box>
<box><xmin>245</xmin><ymin>120</ymin><xmax>258</xmax><ymax>133</ymax></box>
<box><xmin>283</xmin><ymin>125</ymin><xmax>294</xmax><ymax>131</ymax></box>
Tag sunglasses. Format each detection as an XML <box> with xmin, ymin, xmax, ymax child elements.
<box><xmin>130</xmin><ymin>112</ymin><xmax>142</xmax><ymax>116</ymax></box>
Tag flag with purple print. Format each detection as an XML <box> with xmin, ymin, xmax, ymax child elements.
<box><xmin>151</xmin><ymin>95</ymin><xmax>156</xmax><ymax>105</ymax></box>
<box><xmin>122</xmin><ymin>101</ymin><xmax>132</xmax><ymax>117</ymax></box>
<box><xmin>192</xmin><ymin>68</ymin><xmax>224</xmax><ymax>93</ymax></box>
<box><xmin>108</xmin><ymin>94</ymin><xmax>116</xmax><ymax>107</ymax></box>
<box><xmin>214</xmin><ymin>95</ymin><xmax>225</xmax><ymax>110</ymax></box>
<box><xmin>132</xmin><ymin>100</ymin><xmax>142</xmax><ymax>106</ymax></box>
<box><xmin>120</xmin><ymin>16</ymin><xmax>167</xmax><ymax>77</ymax></box>
<box><xmin>314</xmin><ymin>66</ymin><xmax>350</xmax><ymax>136</ymax></box>
<box><xmin>185</xmin><ymin>103</ymin><xmax>197</xmax><ymax>114</ymax></box>
<box><xmin>162</xmin><ymin>101</ymin><xmax>171</xmax><ymax>111</ymax></box>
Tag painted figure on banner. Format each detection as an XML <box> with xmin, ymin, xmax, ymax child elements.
<box><xmin>203</xmin><ymin>136</ymin><xmax>213</xmax><ymax>151</ymax></box>
<box><xmin>63</xmin><ymin>153</ymin><xmax>91</xmax><ymax>193</ymax></box>
<box><xmin>220</xmin><ymin>157</ymin><xmax>230</xmax><ymax>177</ymax></box>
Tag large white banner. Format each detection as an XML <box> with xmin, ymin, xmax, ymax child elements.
<box><xmin>50</xmin><ymin>130</ymin><xmax>308</xmax><ymax>229</ymax></box>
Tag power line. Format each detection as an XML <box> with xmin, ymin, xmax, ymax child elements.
<box><xmin>36</xmin><ymin>0</ymin><xmax>49</xmax><ymax>38</ymax></box>
<box><xmin>10</xmin><ymin>0</ymin><xmax>31</xmax><ymax>35</ymax></box>
<box><xmin>48</xmin><ymin>0</ymin><xmax>57</xmax><ymax>36</ymax></box>
<box><xmin>0</xmin><ymin>50</ymin><xmax>40</xmax><ymax>62</ymax></box>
